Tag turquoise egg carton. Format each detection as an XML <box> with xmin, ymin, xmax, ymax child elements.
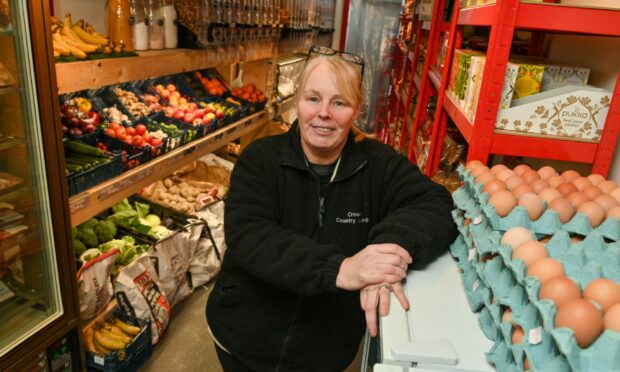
<box><xmin>551</xmin><ymin>328</ymin><xmax>620</xmax><ymax>371</ymax></box>
<box><xmin>486</xmin><ymin>340</ymin><xmax>521</xmax><ymax>372</ymax></box>
<box><xmin>461</xmin><ymin>269</ymin><xmax>488</xmax><ymax>312</ymax></box>
<box><xmin>480</xmin><ymin>305</ymin><xmax>502</xmax><ymax>342</ymax></box>
<box><xmin>450</xmin><ymin>234</ymin><xmax>475</xmax><ymax>273</ymax></box>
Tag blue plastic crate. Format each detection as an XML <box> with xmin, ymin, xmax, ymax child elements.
<box><xmin>78</xmin><ymin>132</ymin><xmax>157</xmax><ymax>171</ymax></box>
<box><xmin>86</xmin><ymin>310</ymin><xmax>152</xmax><ymax>372</ymax></box>
<box><xmin>65</xmin><ymin>143</ymin><xmax>123</xmax><ymax>196</ymax></box>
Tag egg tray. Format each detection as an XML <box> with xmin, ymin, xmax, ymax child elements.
<box><xmin>467</xmin><ymin>232</ymin><xmax>620</xmax><ymax>371</ymax></box>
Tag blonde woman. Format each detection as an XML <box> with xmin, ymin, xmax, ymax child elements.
<box><xmin>207</xmin><ymin>46</ymin><xmax>457</xmax><ymax>371</ymax></box>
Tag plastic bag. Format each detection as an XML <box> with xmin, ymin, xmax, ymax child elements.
<box><xmin>115</xmin><ymin>253</ymin><xmax>171</xmax><ymax>344</ymax></box>
<box><xmin>188</xmin><ymin>205</ymin><xmax>225</xmax><ymax>287</ymax></box>
<box><xmin>76</xmin><ymin>248</ymin><xmax>120</xmax><ymax>320</ymax></box>
<box><xmin>147</xmin><ymin>231</ymin><xmax>192</xmax><ymax>307</ymax></box>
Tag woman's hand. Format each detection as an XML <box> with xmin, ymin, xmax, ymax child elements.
<box><xmin>336</xmin><ymin>243</ymin><xmax>412</xmax><ymax>290</ymax></box>
<box><xmin>360</xmin><ymin>282</ymin><xmax>409</xmax><ymax>337</ymax></box>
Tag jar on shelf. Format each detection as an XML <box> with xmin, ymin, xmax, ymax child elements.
<box><xmin>162</xmin><ymin>0</ymin><xmax>177</xmax><ymax>48</ymax></box>
<box><xmin>146</xmin><ymin>0</ymin><xmax>165</xmax><ymax>49</ymax></box>
<box><xmin>108</xmin><ymin>0</ymin><xmax>135</xmax><ymax>51</ymax></box>
<box><xmin>130</xmin><ymin>0</ymin><xmax>149</xmax><ymax>51</ymax></box>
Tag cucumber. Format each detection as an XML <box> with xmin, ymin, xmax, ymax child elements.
<box><xmin>65</xmin><ymin>140</ymin><xmax>105</xmax><ymax>157</ymax></box>
<box><xmin>65</xmin><ymin>164</ymin><xmax>84</xmax><ymax>173</ymax></box>
<box><xmin>68</xmin><ymin>154</ymin><xmax>111</xmax><ymax>164</ymax></box>
<box><xmin>65</xmin><ymin>158</ymin><xmax>94</xmax><ymax>169</ymax></box>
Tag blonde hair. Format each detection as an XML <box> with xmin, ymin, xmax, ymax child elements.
<box><xmin>295</xmin><ymin>56</ymin><xmax>373</xmax><ymax>142</ymax></box>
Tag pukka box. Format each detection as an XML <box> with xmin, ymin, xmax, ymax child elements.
<box><xmin>495</xmin><ymin>84</ymin><xmax>611</xmax><ymax>141</ymax></box>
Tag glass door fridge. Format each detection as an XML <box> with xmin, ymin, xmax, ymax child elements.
<box><xmin>0</xmin><ymin>1</ymin><xmax>82</xmax><ymax>370</ymax></box>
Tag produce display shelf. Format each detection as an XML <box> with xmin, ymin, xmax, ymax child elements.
<box><xmin>428</xmin><ymin>67</ymin><xmax>442</xmax><ymax>91</ymax></box>
<box><xmin>69</xmin><ymin>110</ymin><xmax>267</xmax><ymax>227</ymax></box>
<box><xmin>55</xmin><ymin>48</ymin><xmax>273</xmax><ymax>94</ymax></box>
<box><xmin>458</xmin><ymin>2</ymin><xmax>620</xmax><ymax>36</ymax></box>
<box><xmin>0</xmin><ymin>137</ymin><xmax>25</xmax><ymax>152</ymax></box>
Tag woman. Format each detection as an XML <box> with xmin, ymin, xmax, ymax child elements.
<box><xmin>206</xmin><ymin>46</ymin><xmax>457</xmax><ymax>371</ymax></box>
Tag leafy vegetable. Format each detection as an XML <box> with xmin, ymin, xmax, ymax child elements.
<box><xmin>144</xmin><ymin>214</ymin><xmax>161</xmax><ymax>227</ymax></box>
<box><xmin>112</xmin><ymin>199</ymin><xmax>133</xmax><ymax>213</ymax></box>
<box><xmin>80</xmin><ymin>248</ymin><xmax>102</xmax><ymax>263</ymax></box>
<box><xmin>134</xmin><ymin>201</ymin><xmax>150</xmax><ymax>219</ymax></box>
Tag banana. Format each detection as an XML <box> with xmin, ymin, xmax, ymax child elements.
<box><xmin>102</xmin><ymin>45</ymin><xmax>112</xmax><ymax>54</ymax></box>
<box><xmin>60</xmin><ymin>30</ymin><xmax>100</xmax><ymax>53</ymax></box>
<box><xmin>113</xmin><ymin>318</ymin><xmax>141</xmax><ymax>336</ymax></box>
<box><xmin>53</xmin><ymin>50</ymin><xmax>60</xmax><ymax>58</ymax></box>
<box><xmin>73</xmin><ymin>24</ymin><xmax>109</xmax><ymax>46</ymax></box>
<box><xmin>93</xmin><ymin>334</ymin><xmax>112</xmax><ymax>355</ymax></box>
<box><xmin>83</xmin><ymin>328</ymin><xmax>98</xmax><ymax>353</ymax></box>
<box><xmin>85</xmin><ymin>22</ymin><xmax>109</xmax><ymax>40</ymax></box>
<box><xmin>94</xmin><ymin>329</ymin><xmax>126</xmax><ymax>350</ymax></box>
<box><xmin>53</xmin><ymin>39</ymin><xmax>70</xmax><ymax>56</ymax></box>
<box><xmin>50</xmin><ymin>15</ymin><xmax>63</xmax><ymax>25</ymax></box>
<box><xmin>113</xmin><ymin>43</ymin><xmax>124</xmax><ymax>54</ymax></box>
<box><xmin>110</xmin><ymin>325</ymin><xmax>134</xmax><ymax>340</ymax></box>
<box><xmin>53</xmin><ymin>32</ymin><xmax>87</xmax><ymax>59</ymax></box>
<box><xmin>100</xmin><ymin>327</ymin><xmax>132</xmax><ymax>345</ymax></box>
<box><xmin>75</xmin><ymin>19</ymin><xmax>84</xmax><ymax>28</ymax></box>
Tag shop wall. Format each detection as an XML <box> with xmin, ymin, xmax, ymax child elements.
<box><xmin>547</xmin><ymin>34</ymin><xmax>620</xmax><ymax>182</ymax></box>
<box><xmin>52</xmin><ymin>0</ymin><xmax>106</xmax><ymax>32</ymax></box>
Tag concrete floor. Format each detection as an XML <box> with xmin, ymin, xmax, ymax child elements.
<box><xmin>140</xmin><ymin>282</ymin><xmax>365</xmax><ymax>372</ymax></box>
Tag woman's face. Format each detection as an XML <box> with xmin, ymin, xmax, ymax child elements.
<box><xmin>296</xmin><ymin>60</ymin><xmax>359</xmax><ymax>164</ymax></box>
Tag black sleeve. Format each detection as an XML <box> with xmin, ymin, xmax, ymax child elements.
<box><xmin>223</xmin><ymin>140</ymin><xmax>346</xmax><ymax>296</ymax></box>
<box><xmin>368</xmin><ymin>145</ymin><xmax>457</xmax><ymax>269</ymax></box>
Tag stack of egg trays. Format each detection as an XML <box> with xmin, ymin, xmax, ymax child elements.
<box><xmin>455</xmin><ymin>166</ymin><xmax>620</xmax><ymax>370</ymax></box>
<box><xmin>456</xmin><ymin>165</ymin><xmax>619</xmax><ymax>241</ymax></box>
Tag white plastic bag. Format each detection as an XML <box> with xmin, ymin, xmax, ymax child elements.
<box><xmin>147</xmin><ymin>231</ymin><xmax>192</xmax><ymax>307</ymax></box>
<box><xmin>76</xmin><ymin>248</ymin><xmax>120</xmax><ymax>321</ymax></box>
<box><xmin>115</xmin><ymin>253</ymin><xmax>171</xmax><ymax>344</ymax></box>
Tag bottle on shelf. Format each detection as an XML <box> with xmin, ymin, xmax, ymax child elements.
<box><xmin>162</xmin><ymin>0</ymin><xmax>177</xmax><ymax>48</ymax></box>
<box><xmin>146</xmin><ymin>0</ymin><xmax>165</xmax><ymax>49</ymax></box>
<box><xmin>108</xmin><ymin>0</ymin><xmax>135</xmax><ymax>51</ymax></box>
<box><xmin>130</xmin><ymin>0</ymin><xmax>149</xmax><ymax>51</ymax></box>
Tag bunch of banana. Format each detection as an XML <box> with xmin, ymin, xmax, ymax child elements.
<box><xmin>83</xmin><ymin>317</ymin><xmax>142</xmax><ymax>356</ymax></box>
<box><xmin>51</xmin><ymin>14</ymin><xmax>123</xmax><ymax>59</ymax></box>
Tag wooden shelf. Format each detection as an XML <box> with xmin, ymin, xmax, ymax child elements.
<box><xmin>458</xmin><ymin>2</ymin><xmax>620</xmax><ymax>36</ymax></box>
<box><xmin>55</xmin><ymin>48</ymin><xmax>271</xmax><ymax>94</ymax></box>
<box><xmin>69</xmin><ymin>111</ymin><xmax>267</xmax><ymax>227</ymax></box>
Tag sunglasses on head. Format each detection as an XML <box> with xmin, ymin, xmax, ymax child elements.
<box><xmin>306</xmin><ymin>45</ymin><xmax>365</xmax><ymax>78</ymax></box>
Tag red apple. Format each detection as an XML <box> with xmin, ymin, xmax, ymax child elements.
<box><xmin>160</xmin><ymin>89</ymin><xmax>171</xmax><ymax>98</ymax></box>
<box><xmin>193</xmin><ymin>109</ymin><xmax>205</xmax><ymax>119</ymax></box>
<box><xmin>192</xmin><ymin>118</ymin><xmax>204</xmax><ymax>126</ymax></box>
<box><xmin>183</xmin><ymin>112</ymin><xmax>195</xmax><ymax>123</ymax></box>
<box><xmin>163</xmin><ymin>106</ymin><xmax>175</xmax><ymax>116</ymax></box>
<box><xmin>214</xmin><ymin>110</ymin><xmax>224</xmax><ymax>119</ymax></box>
<box><xmin>166</xmin><ymin>84</ymin><xmax>176</xmax><ymax>92</ymax></box>
<box><xmin>173</xmin><ymin>110</ymin><xmax>185</xmax><ymax>120</ymax></box>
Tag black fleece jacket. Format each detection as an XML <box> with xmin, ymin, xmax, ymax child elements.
<box><xmin>206</xmin><ymin>124</ymin><xmax>457</xmax><ymax>371</ymax></box>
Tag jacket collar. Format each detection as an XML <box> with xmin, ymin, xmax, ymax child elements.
<box><xmin>280</xmin><ymin>121</ymin><xmax>368</xmax><ymax>181</ymax></box>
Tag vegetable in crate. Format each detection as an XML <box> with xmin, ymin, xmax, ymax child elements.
<box><xmin>194</xmin><ymin>71</ymin><xmax>225</xmax><ymax>96</ymax></box>
<box><xmin>95</xmin><ymin>220</ymin><xmax>116</xmax><ymax>243</ymax></box>
<box><xmin>231</xmin><ymin>83</ymin><xmax>267</xmax><ymax>104</ymax></box>
<box><xmin>59</xmin><ymin>96</ymin><xmax>100</xmax><ymax>137</ymax></box>
<box><xmin>113</xmin><ymin>87</ymin><xmax>152</xmax><ymax>118</ymax></box>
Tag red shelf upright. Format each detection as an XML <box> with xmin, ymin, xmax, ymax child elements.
<box><xmin>422</xmin><ymin>0</ymin><xmax>620</xmax><ymax>177</ymax></box>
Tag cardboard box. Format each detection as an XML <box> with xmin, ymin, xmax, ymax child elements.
<box><xmin>495</xmin><ymin>84</ymin><xmax>611</xmax><ymax>141</ymax></box>
<box><xmin>465</xmin><ymin>56</ymin><xmax>486</xmax><ymax>121</ymax></box>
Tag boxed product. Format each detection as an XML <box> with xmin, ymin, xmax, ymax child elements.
<box><xmin>456</xmin><ymin>50</ymin><xmax>485</xmax><ymax>107</ymax></box>
<box><xmin>560</xmin><ymin>0</ymin><xmax>620</xmax><ymax>9</ymax></box>
<box><xmin>495</xmin><ymin>84</ymin><xmax>611</xmax><ymax>141</ymax></box>
<box><xmin>464</xmin><ymin>55</ymin><xmax>487</xmax><ymax>120</ymax></box>
<box><xmin>418</xmin><ymin>0</ymin><xmax>435</xmax><ymax>20</ymax></box>
<box><xmin>499</xmin><ymin>61</ymin><xmax>545</xmax><ymax>109</ymax></box>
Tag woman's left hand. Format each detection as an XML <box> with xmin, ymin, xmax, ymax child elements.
<box><xmin>360</xmin><ymin>282</ymin><xmax>410</xmax><ymax>337</ymax></box>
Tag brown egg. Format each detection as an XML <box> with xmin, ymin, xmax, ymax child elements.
<box><xmin>502</xmin><ymin>307</ymin><xmax>513</xmax><ymax>323</ymax></box>
<box><xmin>557</xmin><ymin>182</ymin><xmax>578</xmax><ymax>196</ymax></box>
<box><xmin>475</xmin><ymin>171</ymin><xmax>496</xmax><ymax>186</ymax></box>
<box><xmin>561</xmin><ymin>170</ymin><xmax>581</xmax><ymax>182</ymax></box>
<box><xmin>512</xmin><ymin>325</ymin><xmax>525</xmax><ymax>344</ymax></box>
<box><xmin>527</xmin><ymin>257</ymin><xmax>565</xmax><ymax>284</ymax></box>
<box><xmin>539</xmin><ymin>276</ymin><xmax>581</xmax><ymax>308</ymax></box>
<box><xmin>465</xmin><ymin>160</ymin><xmax>484</xmax><ymax>171</ymax></box>
<box><xmin>539</xmin><ymin>235</ymin><xmax>552</xmax><ymax>244</ymax></box>
<box><xmin>577</xmin><ymin>201</ymin><xmax>607</xmax><ymax>227</ymax></box>
<box><xmin>566</xmin><ymin>191</ymin><xmax>590</xmax><ymax>208</ymax></box>
<box><xmin>609</xmin><ymin>188</ymin><xmax>620</xmax><ymax>204</ymax></box>
<box><xmin>523</xmin><ymin>169</ymin><xmax>542</xmax><ymax>184</ymax></box>
<box><xmin>513</xmin><ymin>183</ymin><xmax>535</xmax><ymax>198</ymax></box>
<box><xmin>501</xmin><ymin>227</ymin><xmax>535</xmax><ymax>248</ymax></box>
<box><xmin>584</xmin><ymin>278</ymin><xmax>620</xmax><ymax>312</ymax></box>
<box><xmin>572</xmin><ymin>177</ymin><xmax>593</xmax><ymax>191</ymax></box>
<box><xmin>490</xmin><ymin>164</ymin><xmax>509</xmax><ymax>176</ymax></box>
<box><xmin>518</xmin><ymin>193</ymin><xmax>545</xmax><ymax>220</ymax></box>
<box><xmin>483</xmin><ymin>179</ymin><xmax>508</xmax><ymax>195</ymax></box>
<box><xmin>530</xmin><ymin>179</ymin><xmax>549</xmax><ymax>193</ymax></box>
<box><xmin>607</xmin><ymin>206</ymin><xmax>620</xmax><ymax>221</ymax></box>
<box><xmin>513</xmin><ymin>164</ymin><xmax>532</xmax><ymax>176</ymax></box>
<box><xmin>538</xmin><ymin>166</ymin><xmax>558</xmax><ymax>180</ymax></box>
<box><xmin>604</xmin><ymin>303</ymin><xmax>620</xmax><ymax>332</ymax></box>
<box><xmin>599</xmin><ymin>180</ymin><xmax>617</xmax><ymax>194</ymax></box>
<box><xmin>538</xmin><ymin>187</ymin><xmax>563</xmax><ymax>204</ymax></box>
<box><xmin>555</xmin><ymin>298</ymin><xmax>604</xmax><ymax>348</ymax></box>
<box><xmin>489</xmin><ymin>190</ymin><xmax>517</xmax><ymax>217</ymax></box>
<box><xmin>513</xmin><ymin>240</ymin><xmax>548</xmax><ymax>266</ymax></box>
<box><xmin>547</xmin><ymin>175</ymin><xmax>566</xmax><ymax>189</ymax></box>
<box><xmin>587</xmin><ymin>173</ymin><xmax>606</xmax><ymax>186</ymax></box>
<box><xmin>524</xmin><ymin>357</ymin><xmax>530</xmax><ymax>371</ymax></box>
<box><xmin>593</xmin><ymin>194</ymin><xmax>620</xmax><ymax>212</ymax></box>
<box><xmin>583</xmin><ymin>186</ymin><xmax>603</xmax><ymax>200</ymax></box>
<box><xmin>548</xmin><ymin>198</ymin><xmax>576</xmax><ymax>224</ymax></box>
<box><xmin>471</xmin><ymin>165</ymin><xmax>490</xmax><ymax>178</ymax></box>
<box><xmin>506</xmin><ymin>175</ymin><xmax>525</xmax><ymax>190</ymax></box>
<box><xmin>570</xmin><ymin>235</ymin><xmax>585</xmax><ymax>244</ymax></box>
<box><xmin>497</xmin><ymin>169</ymin><xmax>516</xmax><ymax>182</ymax></box>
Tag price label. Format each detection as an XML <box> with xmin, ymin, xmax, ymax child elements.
<box><xmin>468</xmin><ymin>247</ymin><xmax>477</xmax><ymax>261</ymax></box>
<box><xmin>94</xmin><ymin>355</ymin><xmax>104</xmax><ymax>365</ymax></box>
<box><xmin>99</xmin><ymin>167</ymin><xmax>154</xmax><ymax>200</ymax></box>
<box><xmin>473</xmin><ymin>215</ymin><xmax>483</xmax><ymax>225</ymax></box>
<box><xmin>69</xmin><ymin>195</ymin><xmax>90</xmax><ymax>214</ymax></box>
<box><xmin>528</xmin><ymin>327</ymin><xmax>542</xmax><ymax>345</ymax></box>
<box><xmin>472</xmin><ymin>280</ymin><xmax>480</xmax><ymax>292</ymax></box>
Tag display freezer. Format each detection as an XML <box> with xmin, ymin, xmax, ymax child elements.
<box><xmin>0</xmin><ymin>1</ymin><xmax>82</xmax><ymax>370</ymax></box>
<box><xmin>369</xmin><ymin>253</ymin><xmax>494</xmax><ymax>371</ymax></box>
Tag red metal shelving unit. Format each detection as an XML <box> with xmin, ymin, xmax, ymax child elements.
<box><xmin>422</xmin><ymin>0</ymin><xmax>620</xmax><ymax>177</ymax></box>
